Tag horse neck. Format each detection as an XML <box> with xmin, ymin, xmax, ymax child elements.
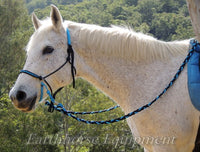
<box><xmin>66</xmin><ymin>21</ymin><xmax>190</xmax><ymax>111</ymax></box>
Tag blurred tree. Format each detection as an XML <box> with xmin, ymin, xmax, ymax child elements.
<box><xmin>151</xmin><ymin>13</ymin><xmax>193</xmax><ymax>40</ymax></box>
<box><xmin>159</xmin><ymin>0</ymin><xmax>179</xmax><ymax>13</ymax></box>
<box><xmin>0</xmin><ymin>0</ymin><xmax>30</xmax><ymax>96</ymax></box>
<box><xmin>136</xmin><ymin>0</ymin><xmax>160</xmax><ymax>25</ymax></box>
<box><xmin>125</xmin><ymin>0</ymin><xmax>138</xmax><ymax>6</ymax></box>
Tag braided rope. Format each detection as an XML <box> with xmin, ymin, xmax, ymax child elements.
<box><xmin>43</xmin><ymin>40</ymin><xmax>198</xmax><ymax>124</ymax></box>
<box><xmin>45</xmin><ymin>101</ymin><xmax>119</xmax><ymax>115</ymax></box>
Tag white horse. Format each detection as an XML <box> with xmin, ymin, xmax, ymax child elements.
<box><xmin>9</xmin><ymin>5</ymin><xmax>200</xmax><ymax>152</ymax></box>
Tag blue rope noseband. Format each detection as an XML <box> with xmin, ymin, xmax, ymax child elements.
<box><xmin>20</xmin><ymin>28</ymin><xmax>200</xmax><ymax>124</ymax></box>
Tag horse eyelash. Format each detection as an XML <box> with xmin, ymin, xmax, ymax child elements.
<box><xmin>43</xmin><ymin>46</ymin><xmax>54</xmax><ymax>55</ymax></box>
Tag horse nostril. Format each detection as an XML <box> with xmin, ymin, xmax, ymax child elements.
<box><xmin>16</xmin><ymin>90</ymin><xmax>27</xmax><ymax>102</ymax></box>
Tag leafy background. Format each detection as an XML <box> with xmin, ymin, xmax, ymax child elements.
<box><xmin>0</xmin><ymin>0</ymin><xmax>195</xmax><ymax>152</ymax></box>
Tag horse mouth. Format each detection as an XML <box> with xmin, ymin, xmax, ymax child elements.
<box><xmin>17</xmin><ymin>96</ymin><xmax>37</xmax><ymax>113</ymax></box>
<box><xmin>27</xmin><ymin>96</ymin><xmax>37</xmax><ymax>112</ymax></box>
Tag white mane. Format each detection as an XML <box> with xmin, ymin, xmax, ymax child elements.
<box><xmin>65</xmin><ymin>21</ymin><xmax>190</xmax><ymax>62</ymax></box>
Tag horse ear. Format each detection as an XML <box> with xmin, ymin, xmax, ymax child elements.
<box><xmin>32</xmin><ymin>12</ymin><xmax>41</xmax><ymax>30</ymax></box>
<box><xmin>50</xmin><ymin>5</ymin><xmax>63</xmax><ymax>30</ymax></box>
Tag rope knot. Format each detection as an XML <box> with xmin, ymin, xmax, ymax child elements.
<box><xmin>38</xmin><ymin>76</ymin><xmax>43</xmax><ymax>80</ymax></box>
<box><xmin>48</xmin><ymin>101</ymin><xmax>55</xmax><ymax>113</ymax></box>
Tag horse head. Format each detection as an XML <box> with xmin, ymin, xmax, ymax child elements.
<box><xmin>9</xmin><ymin>5</ymin><xmax>73</xmax><ymax>112</ymax></box>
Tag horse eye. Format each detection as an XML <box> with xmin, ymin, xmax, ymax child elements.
<box><xmin>43</xmin><ymin>46</ymin><xmax>54</xmax><ymax>55</ymax></box>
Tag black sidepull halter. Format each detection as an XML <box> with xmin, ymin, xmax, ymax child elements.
<box><xmin>66</xmin><ymin>43</ymin><xmax>76</xmax><ymax>89</ymax></box>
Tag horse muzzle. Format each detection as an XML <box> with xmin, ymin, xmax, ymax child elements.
<box><xmin>9</xmin><ymin>86</ymin><xmax>37</xmax><ymax>112</ymax></box>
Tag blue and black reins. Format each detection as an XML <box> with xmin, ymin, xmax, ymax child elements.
<box><xmin>20</xmin><ymin>28</ymin><xmax>200</xmax><ymax>124</ymax></box>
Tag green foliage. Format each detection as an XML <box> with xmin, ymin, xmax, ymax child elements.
<box><xmin>0</xmin><ymin>0</ymin><xmax>196</xmax><ymax>152</ymax></box>
<box><xmin>0</xmin><ymin>0</ymin><xmax>31</xmax><ymax>95</ymax></box>
<box><xmin>53</xmin><ymin>79</ymin><xmax>138</xmax><ymax>152</ymax></box>
<box><xmin>137</xmin><ymin>0</ymin><xmax>160</xmax><ymax>25</ymax></box>
<box><xmin>26</xmin><ymin>0</ymin><xmax>83</xmax><ymax>13</ymax></box>
<box><xmin>32</xmin><ymin>0</ymin><xmax>194</xmax><ymax>40</ymax></box>
<box><xmin>151</xmin><ymin>13</ymin><xmax>193</xmax><ymax>40</ymax></box>
<box><xmin>0</xmin><ymin>94</ymin><xmax>60</xmax><ymax>152</ymax></box>
<box><xmin>159</xmin><ymin>0</ymin><xmax>179</xmax><ymax>13</ymax></box>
